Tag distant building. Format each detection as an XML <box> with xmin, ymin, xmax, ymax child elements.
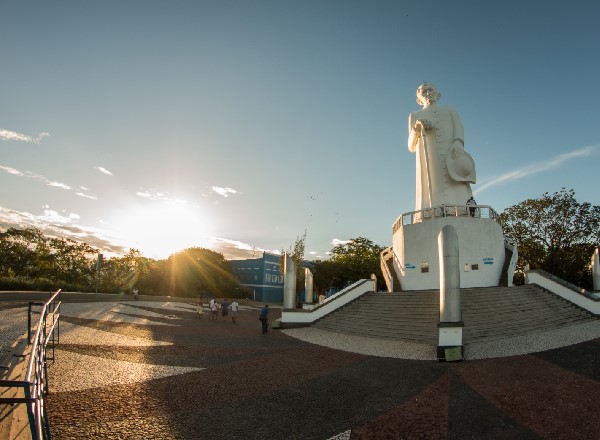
<box><xmin>230</xmin><ymin>252</ymin><xmax>284</xmax><ymax>302</ymax></box>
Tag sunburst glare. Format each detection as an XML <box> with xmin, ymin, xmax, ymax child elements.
<box><xmin>112</xmin><ymin>200</ymin><xmax>213</xmax><ymax>259</ymax></box>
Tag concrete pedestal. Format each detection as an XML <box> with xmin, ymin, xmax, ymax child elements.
<box><xmin>392</xmin><ymin>205</ymin><xmax>506</xmax><ymax>290</ymax></box>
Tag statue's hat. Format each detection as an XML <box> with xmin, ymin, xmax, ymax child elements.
<box><xmin>446</xmin><ymin>151</ymin><xmax>476</xmax><ymax>183</ymax></box>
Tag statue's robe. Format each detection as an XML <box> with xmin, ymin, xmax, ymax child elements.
<box><xmin>408</xmin><ymin>103</ymin><xmax>473</xmax><ymax>211</ymax></box>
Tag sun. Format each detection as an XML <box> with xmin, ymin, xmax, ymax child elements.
<box><xmin>112</xmin><ymin>200</ymin><xmax>214</xmax><ymax>259</ymax></box>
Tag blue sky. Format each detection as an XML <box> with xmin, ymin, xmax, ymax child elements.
<box><xmin>1</xmin><ymin>0</ymin><xmax>599</xmax><ymax>260</ymax></box>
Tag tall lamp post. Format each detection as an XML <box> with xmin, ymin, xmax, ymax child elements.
<box><xmin>96</xmin><ymin>253</ymin><xmax>103</xmax><ymax>294</ymax></box>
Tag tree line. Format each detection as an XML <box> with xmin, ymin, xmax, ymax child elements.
<box><xmin>0</xmin><ymin>228</ymin><xmax>242</xmax><ymax>297</ymax></box>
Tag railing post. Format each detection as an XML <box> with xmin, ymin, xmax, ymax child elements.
<box><xmin>28</xmin><ymin>302</ymin><xmax>32</xmax><ymax>344</ymax></box>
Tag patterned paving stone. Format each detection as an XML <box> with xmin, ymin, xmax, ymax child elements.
<box><xmin>42</xmin><ymin>301</ymin><xmax>600</xmax><ymax>439</ymax></box>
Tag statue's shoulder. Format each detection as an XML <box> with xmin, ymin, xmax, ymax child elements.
<box><xmin>409</xmin><ymin>108</ymin><xmax>427</xmax><ymax>119</ymax></box>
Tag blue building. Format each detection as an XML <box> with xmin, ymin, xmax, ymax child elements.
<box><xmin>229</xmin><ymin>252</ymin><xmax>284</xmax><ymax>302</ymax></box>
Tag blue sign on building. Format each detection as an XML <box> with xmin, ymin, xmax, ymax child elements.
<box><xmin>229</xmin><ymin>252</ymin><xmax>284</xmax><ymax>302</ymax></box>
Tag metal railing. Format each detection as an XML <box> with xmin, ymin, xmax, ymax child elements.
<box><xmin>393</xmin><ymin>204</ymin><xmax>501</xmax><ymax>234</ymax></box>
<box><xmin>0</xmin><ymin>289</ymin><xmax>61</xmax><ymax>440</ymax></box>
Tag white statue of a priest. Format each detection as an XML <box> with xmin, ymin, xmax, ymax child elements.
<box><xmin>408</xmin><ymin>82</ymin><xmax>476</xmax><ymax>211</ymax></box>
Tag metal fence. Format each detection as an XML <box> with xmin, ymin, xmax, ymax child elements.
<box><xmin>0</xmin><ymin>288</ymin><xmax>61</xmax><ymax>440</ymax></box>
<box><xmin>393</xmin><ymin>205</ymin><xmax>501</xmax><ymax>234</ymax></box>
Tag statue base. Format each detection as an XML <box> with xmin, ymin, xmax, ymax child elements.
<box><xmin>388</xmin><ymin>205</ymin><xmax>514</xmax><ymax>291</ymax></box>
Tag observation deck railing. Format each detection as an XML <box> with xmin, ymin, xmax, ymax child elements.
<box><xmin>0</xmin><ymin>289</ymin><xmax>62</xmax><ymax>440</ymax></box>
<box><xmin>393</xmin><ymin>205</ymin><xmax>501</xmax><ymax>234</ymax></box>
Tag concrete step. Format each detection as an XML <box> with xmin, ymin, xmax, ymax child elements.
<box><xmin>315</xmin><ymin>324</ymin><xmax>438</xmax><ymax>343</ymax></box>
<box><xmin>314</xmin><ymin>284</ymin><xmax>595</xmax><ymax>344</ymax></box>
<box><xmin>463</xmin><ymin>318</ymin><xmax>594</xmax><ymax>343</ymax></box>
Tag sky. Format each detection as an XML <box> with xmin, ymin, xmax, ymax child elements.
<box><xmin>1</xmin><ymin>0</ymin><xmax>599</xmax><ymax>261</ymax></box>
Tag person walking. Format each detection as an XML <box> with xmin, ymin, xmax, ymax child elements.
<box><xmin>209</xmin><ymin>298</ymin><xmax>217</xmax><ymax>321</ymax></box>
<box><xmin>221</xmin><ymin>298</ymin><xmax>229</xmax><ymax>320</ymax></box>
<box><xmin>259</xmin><ymin>305</ymin><xmax>269</xmax><ymax>334</ymax></box>
<box><xmin>195</xmin><ymin>299</ymin><xmax>203</xmax><ymax>319</ymax></box>
<box><xmin>231</xmin><ymin>299</ymin><xmax>239</xmax><ymax>324</ymax></box>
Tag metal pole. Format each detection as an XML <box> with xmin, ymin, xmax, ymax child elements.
<box><xmin>421</xmin><ymin>128</ymin><xmax>434</xmax><ymax>208</ymax></box>
<box><xmin>28</xmin><ymin>302</ymin><xmax>32</xmax><ymax>344</ymax></box>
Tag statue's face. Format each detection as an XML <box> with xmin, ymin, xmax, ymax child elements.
<box><xmin>417</xmin><ymin>84</ymin><xmax>439</xmax><ymax>106</ymax></box>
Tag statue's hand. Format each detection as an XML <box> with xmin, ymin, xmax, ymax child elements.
<box><xmin>414</xmin><ymin>119</ymin><xmax>432</xmax><ymax>134</ymax></box>
<box><xmin>449</xmin><ymin>141</ymin><xmax>464</xmax><ymax>159</ymax></box>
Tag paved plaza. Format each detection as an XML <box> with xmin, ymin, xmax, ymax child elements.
<box><xmin>14</xmin><ymin>300</ymin><xmax>597</xmax><ymax>439</ymax></box>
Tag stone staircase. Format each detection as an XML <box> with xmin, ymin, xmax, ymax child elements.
<box><xmin>313</xmin><ymin>285</ymin><xmax>597</xmax><ymax>344</ymax></box>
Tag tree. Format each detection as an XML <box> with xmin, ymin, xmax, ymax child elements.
<box><xmin>166</xmin><ymin>247</ymin><xmax>241</xmax><ymax>297</ymax></box>
<box><xmin>0</xmin><ymin>227</ymin><xmax>97</xmax><ymax>287</ymax></box>
<box><xmin>99</xmin><ymin>249</ymin><xmax>147</xmax><ymax>293</ymax></box>
<box><xmin>313</xmin><ymin>237</ymin><xmax>385</xmax><ymax>292</ymax></box>
<box><xmin>0</xmin><ymin>228</ymin><xmax>46</xmax><ymax>278</ymax></box>
<box><xmin>500</xmin><ymin>188</ymin><xmax>600</xmax><ymax>288</ymax></box>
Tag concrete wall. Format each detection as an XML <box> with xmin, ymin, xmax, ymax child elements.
<box><xmin>281</xmin><ymin>279</ymin><xmax>375</xmax><ymax>325</ymax></box>
<box><xmin>393</xmin><ymin>215</ymin><xmax>505</xmax><ymax>290</ymax></box>
<box><xmin>526</xmin><ymin>271</ymin><xmax>600</xmax><ymax>315</ymax></box>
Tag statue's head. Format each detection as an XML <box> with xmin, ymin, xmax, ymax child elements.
<box><xmin>416</xmin><ymin>82</ymin><xmax>441</xmax><ymax>106</ymax></box>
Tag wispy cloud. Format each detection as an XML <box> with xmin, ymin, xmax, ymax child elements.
<box><xmin>474</xmin><ymin>145</ymin><xmax>600</xmax><ymax>195</ymax></box>
<box><xmin>76</xmin><ymin>192</ymin><xmax>98</xmax><ymax>200</ymax></box>
<box><xmin>0</xmin><ymin>128</ymin><xmax>49</xmax><ymax>144</ymax></box>
<box><xmin>47</xmin><ymin>181</ymin><xmax>71</xmax><ymax>190</ymax></box>
<box><xmin>0</xmin><ymin>165</ymin><xmax>24</xmax><ymax>176</ymax></box>
<box><xmin>0</xmin><ymin>164</ymin><xmax>71</xmax><ymax>190</ymax></box>
<box><xmin>331</xmin><ymin>238</ymin><xmax>351</xmax><ymax>246</ymax></box>
<box><xmin>95</xmin><ymin>166</ymin><xmax>113</xmax><ymax>176</ymax></box>
<box><xmin>212</xmin><ymin>186</ymin><xmax>238</xmax><ymax>198</ymax></box>
<box><xmin>136</xmin><ymin>188</ymin><xmax>168</xmax><ymax>201</ymax></box>
<box><xmin>38</xmin><ymin>207</ymin><xmax>79</xmax><ymax>225</ymax></box>
<box><xmin>209</xmin><ymin>237</ymin><xmax>280</xmax><ymax>260</ymax></box>
<box><xmin>0</xmin><ymin>205</ymin><xmax>127</xmax><ymax>256</ymax></box>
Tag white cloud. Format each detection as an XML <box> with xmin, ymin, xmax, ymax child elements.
<box><xmin>136</xmin><ymin>189</ymin><xmax>167</xmax><ymax>200</ymax></box>
<box><xmin>474</xmin><ymin>145</ymin><xmax>600</xmax><ymax>195</ymax></box>
<box><xmin>47</xmin><ymin>181</ymin><xmax>71</xmax><ymax>190</ymax></box>
<box><xmin>0</xmin><ymin>165</ymin><xmax>24</xmax><ymax>176</ymax></box>
<box><xmin>208</xmin><ymin>237</ymin><xmax>281</xmax><ymax>260</ymax></box>
<box><xmin>1</xmin><ymin>164</ymin><xmax>72</xmax><ymax>190</ymax></box>
<box><xmin>0</xmin><ymin>205</ymin><xmax>127</xmax><ymax>256</ymax></box>
<box><xmin>38</xmin><ymin>209</ymin><xmax>75</xmax><ymax>224</ymax></box>
<box><xmin>0</xmin><ymin>129</ymin><xmax>49</xmax><ymax>144</ymax></box>
<box><xmin>331</xmin><ymin>238</ymin><xmax>351</xmax><ymax>246</ymax></box>
<box><xmin>76</xmin><ymin>192</ymin><xmax>98</xmax><ymax>200</ymax></box>
<box><xmin>211</xmin><ymin>186</ymin><xmax>238</xmax><ymax>198</ymax></box>
<box><xmin>95</xmin><ymin>166</ymin><xmax>113</xmax><ymax>176</ymax></box>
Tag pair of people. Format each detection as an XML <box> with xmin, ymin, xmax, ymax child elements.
<box><xmin>221</xmin><ymin>298</ymin><xmax>239</xmax><ymax>322</ymax></box>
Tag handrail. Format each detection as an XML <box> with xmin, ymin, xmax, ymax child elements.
<box><xmin>393</xmin><ymin>251</ymin><xmax>405</xmax><ymax>277</ymax></box>
<box><xmin>0</xmin><ymin>289</ymin><xmax>61</xmax><ymax>440</ymax></box>
<box><xmin>393</xmin><ymin>204</ymin><xmax>501</xmax><ymax>234</ymax></box>
<box><xmin>27</xmin><ymin>288</ymin><xmax>61</xmax><ymax>440</ymax></box>
<box><xmin>380</xmin><ymin>247</ymin><xmax>394</xmax><ymax>292</ymax></box>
